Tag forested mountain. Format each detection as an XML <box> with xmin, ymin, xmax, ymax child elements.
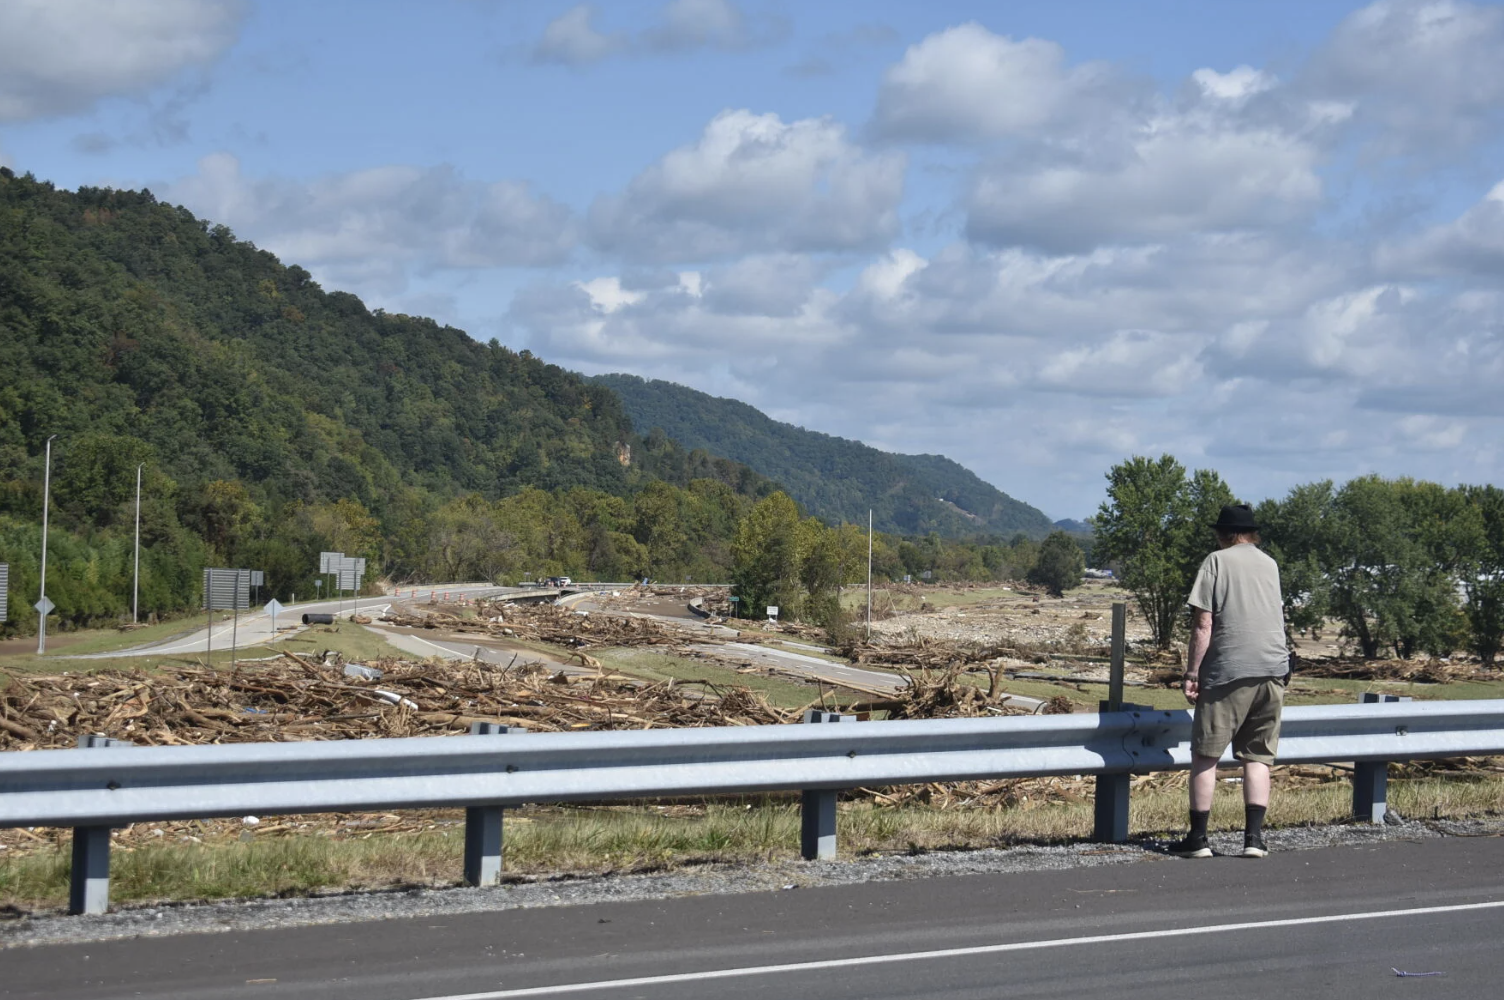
<box><xmin>0</xmin><ymin>169</ymin><xmax>771</xmax><ymax>630</ymax></box>
<box><xmin>592</xmin><ymin>374</ymin><xmax>1056</xmax><ymax>539</ymax></box>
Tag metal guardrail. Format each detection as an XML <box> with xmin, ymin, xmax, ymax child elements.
<box><xmin>4</xmin><ymin>698</ymin><xmax>1502</xmax><ymax>914</ymax></box>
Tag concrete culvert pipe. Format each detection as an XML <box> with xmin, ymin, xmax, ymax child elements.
<box><xmin>302</xmin><ymin>613</ymin><xmax>335</xmax><ymax>625</ymax></box>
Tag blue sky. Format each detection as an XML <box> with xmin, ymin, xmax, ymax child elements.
<box><xmin>3</xmin><ymin>1</ymin><xmax>1503</xmax><ymax>519</ymax></box>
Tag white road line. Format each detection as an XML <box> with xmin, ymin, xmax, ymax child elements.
<box><xmin>410</xmin><ymin>898</ymin><xmax>1504</xmax><ymax>999</ymax></box>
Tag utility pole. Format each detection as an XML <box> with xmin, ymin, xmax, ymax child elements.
<box><xmin>37</xmin><ymin>435</ymin><xmax>56</xmax><ymax>655</ymax></box>
<box><xmin>132</xmin><ymin>463</ymin><xmax>142</xmax><ymax>625</ymax></box>
<box><xmin>866</xmin><ymin>508</ymin><xmax>873</xmax><ymax>640</ymax></box>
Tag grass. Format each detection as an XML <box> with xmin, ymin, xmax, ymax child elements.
<box><xmin>593</xmin><ymin>648</ymin><xmax>828</xmax><ymax>709</ymax></box>
<box><xmin>5</xmin><ymin>771</ymin><xmax>1501</xmax><ymax>910</ymax></box>
<box><xmin>268</xmin><ymin>623</ymin><xmax>415</xmax><ymax>663</ymax></box>
<box><xmin>13</xmin><ymin>614</ymin><xmax>204</xmax><ymax>657</ymax></box>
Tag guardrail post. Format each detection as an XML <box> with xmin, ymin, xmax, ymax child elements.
<box><xmin>464</xmin><ymin>722</ymin><xmax>525</xmax><ymax>887</ymax></box>
<box><xmin>800</xmin><ymin>710</ymin><xmax>854</xmax><ymax>861</ymax></box>
<box><xmin>70</xmin><ymin>735</ymin><xmax>132</xmax><ymax>915</ymax></box>
<box><xmin>1092</xmin><ymin>603</ymin><xmax>1131</xmax><ymax>844</ymax></box>
<box><xmin>1352</xmin><ymin>761</ymin><xmax>1387</xmax><ymax>823</ymax></box>
<box><xmin>1351</xmin><ymin>694</ymin><xmax>1409</xmax><ymax>823</ymax></box>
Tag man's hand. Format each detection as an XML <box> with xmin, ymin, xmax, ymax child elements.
<box><xmin>1184</xmin><ymin>607</ymin><xmax>1212</xmax><ymax>706</ymax></box>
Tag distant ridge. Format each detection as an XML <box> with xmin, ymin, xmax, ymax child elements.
<box><xmin>592</xmin><ymin>374</ymin><xmax>1056</xmax><ymax>539</ymax></box>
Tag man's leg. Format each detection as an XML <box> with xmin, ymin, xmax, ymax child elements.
<box><xmin>1170</xmin><ymin>753</ymin><xmax>1219</xmax><ymax>857</ymax></box>
<box><xmin>1241</xmin><ymin>760</ymin><xmax>1270</xmax><ymax>857</ymax></box>
<box><xmin>1190</xmin><ymin>754</ymin><xmax>1219</xmax><ymax>812</ymax></box>
<box><xmin>1243</xmin><ymin>761</ymin><xmax>1270</xmax><ymax>807</ymax></box>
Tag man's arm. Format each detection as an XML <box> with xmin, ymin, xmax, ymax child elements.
<box><xmin>1184</xmin><ymin>607</ymin><xmax>1213</xmax><ymax>704</ymax></box>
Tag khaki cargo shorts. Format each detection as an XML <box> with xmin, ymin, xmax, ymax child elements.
<box><xmin>1192</xmin><ymin>676</ymin><xmax>1285</xmax><ymax>765</ymax></box>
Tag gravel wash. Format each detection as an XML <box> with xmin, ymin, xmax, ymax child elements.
<box><xmin>5</xmin><ymin>815</ymin><xmax>1502</xmax><ymax>949</ymax></box>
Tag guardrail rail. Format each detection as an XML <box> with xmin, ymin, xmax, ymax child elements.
<box><xmin>4</xmin><ymin>696</ymin><xmax>1502</xmax><ymax>914</ymax></box>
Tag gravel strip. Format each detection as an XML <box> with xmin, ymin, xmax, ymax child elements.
<box><xmin>6</xmin><ymin>815</ymin><xmax>1502</xmax><ymax>949</ymax></box>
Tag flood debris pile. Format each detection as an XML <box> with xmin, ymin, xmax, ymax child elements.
<box><xmin>1290</xmin><ymin>658</ymin><xmax>1488</xmax><ymax>683</ymax></box>
<box><xmin>848</xmin><ymin>666</ymin><xmax>1063</xmax><ymax>720</ymax></box>
<box><xmin>0</xmin><ymin>654</ymin><xmax>804</xmax><ymax>751</ymax></box>
<box><xmin>380</xmin><ymin>602</ymin><xmax>706</xmax><ymax>659</ymax></box>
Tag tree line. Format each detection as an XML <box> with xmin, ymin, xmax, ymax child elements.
<box><xmin>1095</xmin><ymin>456</ymin><xmax>1504</xmax><ymax>664</ymax></box>
<box><xmin>0</xmin><ymin>471</ymin><xmax>1086</xmax><ymax>636</ymax></box>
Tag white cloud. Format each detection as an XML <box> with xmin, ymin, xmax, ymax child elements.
<box><xmin>868</xmin><ymin>23</ymin><xmax>1328</xmax><ymax>252</ymax></box>
<box><xmin>529</xmin><ymin>0</ymin><xmax>784</xmax><ymax>66</ymax></box>
<box><xmin>531</xmin><ymin>6</ymin><xmax>626</xmax><ymax>66</ymax></box>
<box><xmin>872</xmin><ymin>23</ymin><xmax>1120</xmax><ymax>141</ymax></box>
<box><xmin>1378</xmin><ymin>179</ymin><xmax>1504</xmax><ymax>278</ymax></box>
<box><xmin>1191</xmin><ymin>66</ymin><xmax>1275</xmax><ymax>102</ymax></box>
<box><xmin>166</xmin><ymin>153</ymin><xmax>578</xmax><ymax>296</ymax></box>
<box><xmin>1036</xmin><ymin>329</ymin><xmax>1205</xmax><ymax>397</ymax></box>
<box><xmin>576</xmin><ymin>276</ymin><xmax>645</xmax><ymax>313</ymax></box>
<box><xmin>645</xmin><ymin>0</ymin><xmax>758</xmax><ymax>51</ymax></box>
<box><xmin>1307</xmin><ymin>0</ymin><xmax>1504</xmax><ymax>153</ymax></box>
<box><xmin>701</xmin><ymin>254</ymin><xmax>826</xmax><ymax>317</ymax></box>
<box><xmin>966</xmin><ymin>109</ymin><xmax>1323</xmax><ymax>252</ymax></box>
<box><xmin>588</xmin><ymin>109</ymin><xmax>905</xmax><ymax>262</ymax></box>
<box><xmin>0</xmin><ymin>0</ymin><xmax>243</xmax><ymax>122</ymax></box>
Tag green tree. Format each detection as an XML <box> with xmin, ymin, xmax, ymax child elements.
<box><xmin>1320</xmin><ymin>476</ymin><xmax>1461</xmax><ymax>660</ymax></box>
<box><xmin>1257</xmin><ymin>481</ymin><xmax>1334</xmax><ymax>639</ymax></box>
<box><xmin>1028</xmin><ymin>531</ymin><xmax>1085</xmax><ymax>597</ymax></box>
<box><xmin>732</xmin><ymin>492</ymin><xmax>806</xmax><ymax>619</ymax></box>
<box><xmin>1094</xmin><ymin>455</ymin><xmax>1234</xmax><ymax>649</ymax></box>
<box><xmin>1459</xmin><ymin>485</ymin><xmax>1504</xmax><ymax>665</ymax></box>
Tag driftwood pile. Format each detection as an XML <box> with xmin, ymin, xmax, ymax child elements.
<box><xmin>380</xmin><ymin>602</ymin><xmax>705</xmax><ymax>657</ymax></box>
<box><xmin>0</xmin><ymin>653</ymin><xmax>801</xmax><ymax>751</ymax></box>
<box><xmin>0</xmin><ymin>650</ymin><xmax>1048</xmax><ymax>752</ymax></box>
<box><xmin>1291</xmin><ymin>658</ymin><xmax>1484</xmax><ymax>683</ymax></box>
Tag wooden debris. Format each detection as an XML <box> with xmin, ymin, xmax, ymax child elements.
<box><xmin>0</xmin><ymin>654</ymin><xmax>798</xmax><ymax>750</ymax></box>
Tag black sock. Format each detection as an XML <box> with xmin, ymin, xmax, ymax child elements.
<box><xmin>1245</xmin><ymin>804</ymin><xmax>1267</xmax><ymax>840</ymax></box>
<box><xmin>1189</xmin><ymin>809</ymin><xmax>1210</xmax><ymax>840</ymax></box>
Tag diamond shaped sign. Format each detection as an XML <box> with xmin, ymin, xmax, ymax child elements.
<box><xmin>34</xmin><ymin>596</ymin><xmax>55</xmax><ymax>615</ymax></box>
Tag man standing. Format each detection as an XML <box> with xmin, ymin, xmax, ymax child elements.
<box><xmin>1170</xmin><ymin>503</ymin><xmax>1288</xmax><ymax>859</ymax></box>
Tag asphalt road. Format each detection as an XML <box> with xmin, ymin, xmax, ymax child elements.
<box><xmin>6</xmin><ymin>836</ymin><xmax>1501</xmax><ymax>1000</ymax></box>
<box><xmin>70</xmin><ymin>585</ymin><xmax>518</xmax><ymax>659</ymax></box>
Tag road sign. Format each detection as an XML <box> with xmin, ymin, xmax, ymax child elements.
<box><xmin>0</xmin><ymin>562</ymin><xmax>7</xmax><ymax>622</ymax></box>
<box><xmin>728</xmin><ymin>595</ymin><xmax>739</xmax><ymax>602</ymax></box>
<box><xmin>334</xmin><ymin>555</ymin><xmax>365</xmax><ymax>594</ymax></box>
<box><xmin>264</xmin><ymin>598</ymin><xmax>285</xmax><ymax>633</ymax></box>
<box><xmin>766</xmin><ymin>606</ymin><xmax>778</xmax><ymax>619</ymax></box>
<box><xmin>34</xmin><ymin>595</ymin><xmax>54</xmax><ymax>616</ymax></box>
<box><xmin>202</xmin><ymin>568</ymin><xmax>250</xmax><ymax>610</ymax></box>
<box><xmin>249</xmin><ymin>570</ymin><xmax>264</xmax><ymax>587</ymax></box>
<box><xmin>319</xmin><ymin>551</ymin><xmax>343</xmax><ymax>574</ymax></box>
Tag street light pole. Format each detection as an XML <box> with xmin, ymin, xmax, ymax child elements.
<box><xmin>37</xmin><ymin>435</ymin><xmax>56</xmax><ymax>655</ymax></box>
<box><xmin>866</xmin><ymin>508</ymin><xmax>873</xmax><ymax>641</ymax></box>
<box><xmin>132</xmin><ymin>463</ymin><xmax>142</xmax><ymax>625</ymax></box>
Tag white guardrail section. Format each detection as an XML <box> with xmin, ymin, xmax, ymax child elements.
<box><xmin>4</xmin><ymin>699</ymin><xmax>1503</xmax><ymax>914</ymax></box>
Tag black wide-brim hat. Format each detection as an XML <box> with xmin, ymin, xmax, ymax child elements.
<box><xmin>1211</xmin><ymin>503</ymin><xmax>1259</xmax><ymax>533</ymax></box>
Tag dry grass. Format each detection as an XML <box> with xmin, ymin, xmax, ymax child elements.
<box><xmin>5</xmin><ymin>769</ymin><xmax>1501</xmax><ymax>911</ymax></box>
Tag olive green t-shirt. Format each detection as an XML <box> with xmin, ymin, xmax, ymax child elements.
<box><xmin>1186</xmin><ymin>543</ymin><xmax>1287</xmax><ymax>689</ymax></box>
